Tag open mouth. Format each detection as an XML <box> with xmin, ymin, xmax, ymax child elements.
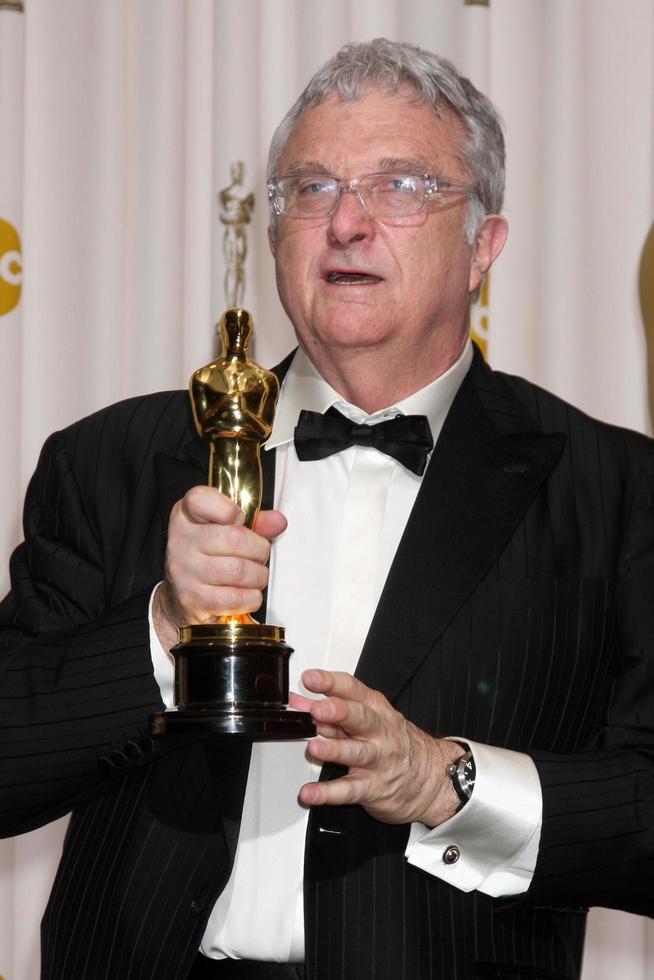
<box><xmin>324</xmin><ymin>270</ymin><xmax>383</xmax><ymax>285</ymax></box>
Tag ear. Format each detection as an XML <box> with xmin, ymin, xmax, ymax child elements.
<box><xmin>469</xmin><ymin>215</ymin><xmax>508</xmax><ymax>294</ymax></box>
<box><xmin>268</xmin><ymin>224</ymin><xmax>277</xmax><ymax>257</ymax></box>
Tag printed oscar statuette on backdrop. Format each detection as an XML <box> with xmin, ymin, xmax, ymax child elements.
<box><xmin>151</xmin><ymin>308</ymin><xmax>315</xmax><ymax>739</ymax></box>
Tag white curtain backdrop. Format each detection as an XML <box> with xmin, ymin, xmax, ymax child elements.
<box><xmin>0</xmin><ymin>1</ymin><xmax>24</xmax><ymax>971</ymax></box>
<box><xmin>1</xmin><ymin>1</ymin><xmax>653</xmax><ymax>977</ymax></box>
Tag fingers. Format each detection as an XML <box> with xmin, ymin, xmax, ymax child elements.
<box><xmin>298</xmin><ymin>724</ymin><xmax>455</xmax><ymax>825</ymax></box>
<box><xmin>181</xmin><ymin>485</ymin><xmax>287</xmax><ymax>540</ymax></box>
<box><xmin>288</xmin><ymin>691</ymin><xmax>313</xmax><ymax>713</ymax></box>
<box><xmin>161</xmin><ymin>485</ymin><xmax>287</xmax><ymax>627</ymax></box>
<box><xmin>288</xmin><ymin>692</ymin><xmax>345</xmax><ymax>740</ymax></box>
<box><xmin>301</xmin><ymin>670</ymin><xmax>386</xmax><ymax>737</ymax></box>
<box><xmin>301</xmin><ymin>668</ymin><xmax>360</xmax><ymax>697</ymax></box>
<box><xmin>293</xmin><ymin>670</ymin><xmax>460</xmax><ymax>826</ymax></box>
<box><xmin>307</xmin><ymin>734</ymin><xmax>379</xmax><ymax>769</ymax></box>
<box><xmin>188</xmin><ymin>525</ymin><xmax>272</xmax><ymax>565</ymax></box>
<box><xmin>158</xmin><ymin>573</ymin><xmax>264</xmax><ymax>629</ymax></box>
<box><xmin>299</xmin><ymin>771</ymin><xmax>368</xmax><ymax>808</ymax></box>
<box><xmin>292</xmin><ymin>673</ymin><xmax>377</xmax><ymax>740</ymax></box>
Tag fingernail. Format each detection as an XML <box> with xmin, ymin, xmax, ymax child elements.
<box><xmin>233</xmin><ymin>510</ymin><xmax>246</xmax><ymax>526</ymax></box>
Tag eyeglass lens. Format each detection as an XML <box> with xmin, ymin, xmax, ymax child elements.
<box><xmin>276</xmin><ymin>173</ymin><xmax>426</xmax><ymax>218</ymax></box>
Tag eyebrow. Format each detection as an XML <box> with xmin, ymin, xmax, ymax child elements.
<box><xmin>281</xmin><ymin>161</ymin><xmax>332</xmax><ymax>177</ymax></box>
<box><xmin>377</xmin><ymin>157</ymin><xmax>433</xmax><ymax>173</ymax></box>
<box><xmin>279</xmin><ymin>157</ymin><xmax>435</xmax><ymax>178</ymax></box>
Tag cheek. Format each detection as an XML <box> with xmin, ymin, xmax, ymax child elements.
<box><xmin>409</xmin><ymin>237</ymin><xmax>472</xmax><ymax>314</ymax></box>
<box><xmin>274</xmin><ymin>239</ymin><xmax>318</xmax><ymax>320</ymax></box>
<box><xmin>275</xmin><ymin>237</ymin><xmax>303</xmax><ymax>289</ymax></box>
<box><xmin>400</xmin><ymin>234</ymin><xmax>449</xmax><ymax>286</ymax></box>
<box><xmin>276</xmin><ymin>226</ymin><xmax>318</xmax><ymax>278</ymax></box>
<box><xmin>427</xmin><ymin>228</ymin><xmax>471</xmax><ymax>283</ymax></box>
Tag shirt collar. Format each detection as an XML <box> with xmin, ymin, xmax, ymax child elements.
<box><xmin>266</xmin><ymin>339</ymin><xmax>473</xmax><ymax>451</ymax></box>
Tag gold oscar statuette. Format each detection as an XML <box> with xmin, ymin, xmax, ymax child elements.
<box><xmin>151</xmin><ymin>309</ymin><xmax>315</xmax><ymax>739</ymax></box>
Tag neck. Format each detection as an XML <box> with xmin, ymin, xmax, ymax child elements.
<box><xmin>301</xmin><ymin>330</ymin><xmax>469</xmax><ymax>413</ymax></box>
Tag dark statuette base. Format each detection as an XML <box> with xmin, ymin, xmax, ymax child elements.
<box><xmin>150</xmin><ymin>623</ymin><xmax>316</xmax><ymax>741</ymax></box>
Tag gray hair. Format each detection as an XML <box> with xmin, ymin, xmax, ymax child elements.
<box><xmin>267</xmin><ymin>38</ymin><xmax>505</xmax><ymax>244</ymax></box>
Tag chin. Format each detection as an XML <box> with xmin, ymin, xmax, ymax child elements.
<box><xmin>314</xmin><ymin>310</ymin><xmax>392</xmax><ymax>349</ymax></box>
<box><xmin>319</xmin><ymin>326</ymin><xmax>389</xmax><ymax>352</ymax></box>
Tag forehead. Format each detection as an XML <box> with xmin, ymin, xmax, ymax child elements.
<box><xmin>276</xmin><ymin>87</ymin><xmax>466</xmax><ymax>177</ymax></box>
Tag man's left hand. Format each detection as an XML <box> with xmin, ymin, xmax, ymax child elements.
<box><xmin>289</xmin><ymin>670</ymin><xmax>463</xmax><ymax>827</ymax></box>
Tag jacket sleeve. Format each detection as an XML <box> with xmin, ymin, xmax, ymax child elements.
<box><xmin>0</xmin><ymin>428</ymin><xmax>165</xmax><ymax>838</ymax></box>
<box><xmin>527</xmin><ymin>441</ymin><xmax>654</xmax><ymax>917</ymax></box>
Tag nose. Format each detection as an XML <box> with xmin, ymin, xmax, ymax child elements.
<box><xmin>326</xmin><ymin>185</ymin><xmax>375</xmax><ymax>246</ymax></box>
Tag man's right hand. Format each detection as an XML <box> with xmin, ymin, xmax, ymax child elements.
<box><xmin>152</xmin><ymin>485</ymin><xmax>287</xmax><ymax>655</ymax></box>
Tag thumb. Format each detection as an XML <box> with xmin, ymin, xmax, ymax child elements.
<box><xmin>253</xmin><ymin>509</ymin><xmax>288</xmax><ymax>541</ymax></box>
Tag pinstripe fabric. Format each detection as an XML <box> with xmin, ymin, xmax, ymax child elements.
<box><xmin>1</xmin><ymin>347</ymin><xmax>653</xmax><ymax>978</ymax></box>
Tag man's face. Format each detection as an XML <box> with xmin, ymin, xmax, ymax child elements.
<box><xmin>270</xmin><ymin>88</ymin><xmax>505</xmax><ymax>379</ymax></box>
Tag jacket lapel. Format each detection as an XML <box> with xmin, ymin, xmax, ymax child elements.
<box><xmin>355</xmin><ymin>352</ymin><xmax>566</xmax><ymax>703</ymax></box>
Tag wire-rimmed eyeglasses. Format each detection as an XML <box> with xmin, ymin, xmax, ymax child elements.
<box><xmin>267</xmin><ymin>172</ymin><xmax>476</xmax><ymax>221</ymax></box>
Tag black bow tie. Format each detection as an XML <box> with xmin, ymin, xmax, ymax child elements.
<box><xmin>293</xmin><ymin>406</ymin><xmax>434</xmax><ymax>475</ymax></box>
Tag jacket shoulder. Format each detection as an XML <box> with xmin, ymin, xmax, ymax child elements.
<box><xmin>487</xmin><ymin>363</ymin><xmax>653</xmax><ymax>451</ymax></box>
<box><xmin>53</xmin><ymin>390</ymin><xmax>194</xmax><ymax>471</ymax></box>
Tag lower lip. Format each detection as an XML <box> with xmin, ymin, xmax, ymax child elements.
<box><xmin>324</xmin><ymin>277</ymin><xmax>383</xmax><ymax>286</ymax></box>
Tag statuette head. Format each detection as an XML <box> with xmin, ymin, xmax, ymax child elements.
<box><xmin>220</xmin><ymin>307</ymin><xmax>252</xmax><ymax>357</ymax></box>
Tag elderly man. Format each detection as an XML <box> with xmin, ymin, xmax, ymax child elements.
<box><xmin>2</xmin><ymin>38</ymin><xmax>653</xmax><ymax>980</ymax></box>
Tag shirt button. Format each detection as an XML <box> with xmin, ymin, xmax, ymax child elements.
<box><xmin>442</xmin><ymin>845</ymin><xmax>460</xmax><ymax>865</ymax></box>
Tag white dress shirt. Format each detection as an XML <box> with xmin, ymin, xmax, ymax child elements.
<box><xmin>149</xmin><ymin>341</ymin><xmax>542</xmax><ymax>962</ymax></box>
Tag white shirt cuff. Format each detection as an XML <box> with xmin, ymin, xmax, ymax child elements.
<box><xmin>405</xmin><ymin>738</ymin><xmax>542</xmax><ymax>897</ymax></box>
<box><xmin>148</xmin><ymin>583</ymin><xmax>176</xmax><ymax>708</ymax></box>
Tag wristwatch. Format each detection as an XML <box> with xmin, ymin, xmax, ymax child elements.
<box><xmin>447</xmin><ymin>744</ymin><xmax>476</xmax><ymax>810</ymax></box>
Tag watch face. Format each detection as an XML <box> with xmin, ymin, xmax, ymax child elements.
<box><xmin>450</xmin><ymin>751</ymin><xmax>475</xmax><ymax>803</ymax></box>
<box><xmin>457</xmin><ymin>753</ymin><xmax>475</xmax><ymax>798</ymax></box>
<box><xmin>462</xmin><ymin>757</ymin><xmax>475</xmax><ymax>795</ymax></box>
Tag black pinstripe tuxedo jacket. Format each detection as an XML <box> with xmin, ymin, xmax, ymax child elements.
<box><xmin>2</xmin><ymin>347</ymin><xmax>654</xmax><ymax>980</ymax></box>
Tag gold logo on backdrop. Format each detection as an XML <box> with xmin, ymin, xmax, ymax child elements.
<box><xmin>470</xmin><ymin>274</ymin><xmax>489</xmax><ymax>358</ymax></box>
<box><xmin>218</xmin><ymin>161</ymin><xmax>254</xmax><ymax>309</ymax></box>
<box><xmin>0</xmin><ymin>217</ymin><xmax>22</xmax><ymax>316</ymax></box>
<box><xmin>639</xmin><ymin>220</ymin><xmax>654</xmax><ymax>427</ymax></box>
